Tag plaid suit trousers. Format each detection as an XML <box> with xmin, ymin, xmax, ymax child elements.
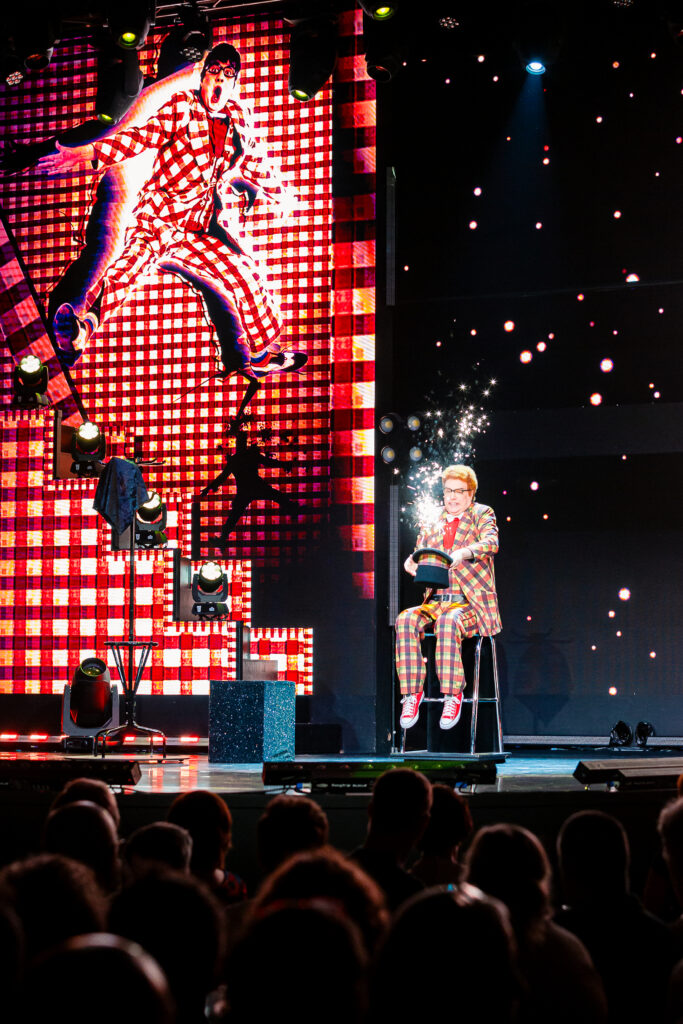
<box><xmin>100</xmin><ymin>225</ymin><xmax>281</xmax><ymax>356</ymax></box>
<box><xmin>395</xmin><ymin>602</ymin><xmax>479</xmax><ymax>696</ymax></box>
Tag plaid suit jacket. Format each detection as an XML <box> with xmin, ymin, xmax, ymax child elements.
<box><xmin>416</xmin><ymin>502</ymin><xmax>502</xmax><ymax>635</ymax></box>
<box><xmin>92</xmin><ymin>91</ymin><xmax>288</xmax><ymax>240</ymax></box>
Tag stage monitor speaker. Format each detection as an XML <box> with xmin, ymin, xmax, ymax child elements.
<box><xmin>0</xmin><ymin>758</ymin><xmax>141</xmax><ymax>790</ymax></box>
<box><xmin>574</xmin><ymin>757</ymin><xmax>683</xmax><ymax>787</ymax></box>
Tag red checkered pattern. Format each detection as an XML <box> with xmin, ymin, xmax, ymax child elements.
<box><xmin>0</xmin><ymin>10</ymin><xmax>373</xmax><ymax>696</ymax></box>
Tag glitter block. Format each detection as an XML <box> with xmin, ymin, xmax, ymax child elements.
<box><xmin>208</xmin><ymin>679</ymin><xmax>295</xmax><ymax>763</ymax></box>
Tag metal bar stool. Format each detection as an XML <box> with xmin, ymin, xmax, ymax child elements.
<box><xmin>400</xmin><ymin>632</ymin><xmax>503</xmax><ymax>755</ymax></box>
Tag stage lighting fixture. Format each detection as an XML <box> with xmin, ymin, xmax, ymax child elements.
<box><xmin>157</xmin><ymin>7</ymin><xmax>210</xmax><ymax>79</ymax></box>
<box><xmin>108</xmin><ymin>0</ymin><xmax>154</xmax><ymax>50</ymax></box>
<box><xmin>360</xmin><ymin>1</ymin><xmax>397</xmax><ymax>19</ymax></box>
<box><xmin>134</xmin><ymin>491</ymin><xmax>168</xmax><ymax>548</ymax></box>
<box><xmin>379</xmin><ymin>413</ymin><xmax>397</xmax><ymax>434</ymax></box>
<box><xmin>13</xmin><ymin>355</ymin><xmax>49</xmax><ymax>407</ymax></box>
<box><xmin>288</xmin><ymin>15</ymin><xmax>338</xmax><ymax>101</ymax></box>
<box><xmin>70</xmin><ymin>421</ymin><xmax>106</xmax><ymax>477</ymax></box>
<box><xmin>514</xmin><ymin>1</ymin><xmax>563</xmax><ymax>75</ymax></box>
<box><xmin>409</xmin><ymin>445</ymin><xmax>423</xmax><ymax>462</ymax></box>
<box><xmin>13</xmin><ymin>16</ymin><xmax>58</xmax><ymax>72</ymax></box>
<box><xmin>406</xmin><ymin>414</ymin><xmax>421</xmax><ymax>431</ymax></box>
<box><xmin>635</xmin><ymin>721</ymin><xmax>655</xmax><ymax>748</ymax></box>
<box><xmin>381</xmin><ymin>445</ymin><xmax>397</xmax><ymax>464</ymax></box>
<box><xmin>191</xmin><ymin>561</ymin><xmax>230</xmax><ymax>620</ymax></box>
<box><xmin>362</xmin><ymin>11</ymin><xmax>402</xmax><ymax>82</ymax></box>
<box><xmin>609</xmin><ymin>720</ymin><xmax>633</xmax><ymax>747</ymax></box>
<box><xmin>96</xmin><ymin>46</ymin><xmax>144</xmax><ymax>125</ymax></box>
<box><xmin>65</xmin><ymin>658</ymin><xmax>113</xmax><ymax>730</ymax></box>
<box><xmin>0</xmin><ymin>45</ymin><xmax>24</xmax><ymax>86</ymax></box>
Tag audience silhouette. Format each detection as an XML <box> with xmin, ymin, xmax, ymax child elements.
<box><xmin>2</xmin><ymin>770</ymin><xmax>683</xmax><ymax>1024</ymax></box>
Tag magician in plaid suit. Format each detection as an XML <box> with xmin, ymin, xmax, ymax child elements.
<box><xmin>37</xmin><ymin>43</ymin><xmax>305</xmax><ymax>382</ymax></box>
<box><xmin>396</xmin><ymin>464</ymin><xmax>501</xmax><ymax>731</ymax></box>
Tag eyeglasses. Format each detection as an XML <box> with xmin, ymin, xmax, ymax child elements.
<box><xmin>205</xmin><ymin>63</ymin><xmax>237</xmax><ymax>78</ymax></box>
<box><xmin>443</xmin><ymin>487</ymin><xmax>471</xmax><ymax>496</ymax></box>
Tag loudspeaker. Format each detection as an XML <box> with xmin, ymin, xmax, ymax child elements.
<box><xmin>0</xmin><ymin>758</ymin><xmax>141</xmax><ymax>789</ymax></box>
<box><xmin>209</xmin><ymin>679</ymin><xmax>295</xmax><ymax>763</ymax></box>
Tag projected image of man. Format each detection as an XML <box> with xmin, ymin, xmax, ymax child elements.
<box><xmin>37</xmin><ymin>43</ymin><xmax>305</xmax><ymax>385</ymax></box>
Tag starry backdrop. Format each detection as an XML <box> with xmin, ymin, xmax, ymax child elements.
<box><xmin>377</xmin><ymin>0</ymin><xmax>683</xmax><ymax>739</ymax></box>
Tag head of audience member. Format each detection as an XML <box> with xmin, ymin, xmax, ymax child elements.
<box><xmin>253</xmin><ymin>846</ymin><xmax>388</xmax><ymax>955</ymax></box>
<box><xmin>658</xmin><ymin>797</ymin><xmax>683</xmax><ymax>905</ymax></box>
<box><xmin>417</xmin><ymin>783</ymin><xmax>473</xmax><ymax>860</ymax></box>
<box><xmin>50</xmin><ymin>777</ymin><xmax>120</xmax><ymax>831</ymax></box>
<box><xmin>463</xmin><ymin>824</ymin><xmax>551</xmax><ymax>941</ymax></box>
<box><xmin>557</xmin><ymin>810</ymin><xmax>630</xmax><ymax>906</ymax></box>
<box><xmin>167</xmin><ymin>790</ymin><xmax>232</xmax><ymax>885</ymax></box>
<box><xmin>0</xmin><ymin>854</ymin><xmax>106</xmax><ymax>962</ymax></box>
<box><xmin>227</xmin><ymin>900</ymin><xmax>367</xmax><ymax>1024</ymax></box>
<box><xmin>42</xmin><ymin>800</ymin><xmax>120</xmax><ymax>893</ymax></box>
<box><xmin>23</xmin><ymin>934</ymin><xmax>174</xmax><ymax>1024</ymax></box>
<box><xmin>371</xmin><ymin>883</ymin><xmax>518</xmax><ymax>1023</ymax></box>
<box><xmin>257</xmin><ymin>794</ymin><xmax>329</xmax><ymax>874</ymax></box>
<box><xmin>366</xmin><ymin>768</ymin><xmax>432</xmax><ymax>863</ymax></box>
<box><xmin>109</xmin><ymin>872</ymin><xmax>224</xmax><ymax>1021</ymax></box>
<box><xmin>121</xmin><ymin>822</ymin><xmax>193</xmax><ymax>882</ymax></box>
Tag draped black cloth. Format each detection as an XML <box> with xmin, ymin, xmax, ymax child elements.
<box><xmin>93</xmin><ymin>458</ymin><xmax>149</xmax><ymax>533</ymax></box>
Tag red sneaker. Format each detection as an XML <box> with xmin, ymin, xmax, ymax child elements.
<box><xmin>400</xmin><ymin>691</ymin><xmax>423</xmax><ymax>729</ymax></box>
<box><xmin>440</xmin><ymin>693</ymin><xmax>463</xmax><ymax>730</ymax></box>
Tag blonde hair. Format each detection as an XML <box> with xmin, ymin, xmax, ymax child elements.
<box><xmin>442</xmin><ymin>465</ymin><xmax>477</xmax><ymax>493</ymax></box>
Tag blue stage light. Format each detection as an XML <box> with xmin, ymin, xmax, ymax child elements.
<box><xmin>526</xmin><ymin>60</ymin><xmax>546</xmax><ymax>75</ymax></box>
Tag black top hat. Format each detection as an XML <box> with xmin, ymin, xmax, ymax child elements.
<box><xmin>412</xmin><ymin>547</ymin><xmax>454</xmax><ymax>589</ymax></box>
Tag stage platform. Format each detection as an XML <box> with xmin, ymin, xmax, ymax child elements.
<box><xmin>1</xmin><ymin>747</ymin><xmax>682</xmax><ymax>892</ymax></box>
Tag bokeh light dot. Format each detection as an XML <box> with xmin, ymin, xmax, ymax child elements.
<box><xmin>577</xmin><ymin>293</ymin><xmax>585</xmax><ymax>301</ymax></box>
<box><xmin>650</xmin><ymin>651</ymin><xmax>657</xmax><ymax>658</ymax></box>
<box><xmin>503</xmin><ymin>320</ymin><xmax>515</xmax><ymax>332</ymax></box>
<box><xmin>470</xmin><ymin>328</ymin><xmax>477</xmax><ymax>336</ymax></box>
<box><xmin>520</xmin><ymin>350</ymin><xmax>533</xmax><ymax>363</ymax></box>
<box><xmin>600</xmin><ymin>358</ymin><xmax>614</xmax><ymax>372</ymax></box>
<box><xmin>542</xmin><ymin>513</ymin><xmax>549</xmax><ymax>520</ymax></box>
<box><xmin>548</xmin><ymin>332</ymin><xmax>555</xmax><ymax>340</ymax></box>
<box><xmin>537</xmin><ymin>341</ymin><xmax>546</xmax><ymax>352</ymax></box>
<box><xmin>526</xmin><ymin>616</ymin><xmax>532</xmax><ymax>621</ymax></box>
<box><xmin>608</xmin><ymin>686</ymin><xmax>617</xmax><ymax>695</ymax></box>
<box><xmin>608</xmin><ymin>610</ymin><xmax>615</xmax><ymax>618</ymax></box>
<box><xmin>403</xmin><ymin>264</ymin><xmax>409</xmax><ymax>271</ymax></box>
<box><xmin>613</xmin><ymin>210</ymin><xmax>622</xmax><ymax>218</ymax></box>
<box><xmin>616</xmin><ymin>630</ymin><xmax>622</xmax><ymax>637</ymax></box>
<box><xmin>654</xmin><ymin>391</ymin><xmax>660</xmax><ymax>398</ymax></box>
<box><xmin>530</xmin><ymin>481</ymin><xmax>539</xmax><ymax>491</ymax></box>
<box><xmin>618</xmin><ymin>588</ymin><xmax>631</xmax><ymax>601</ymax></box>
<box><xmin>469</xmin><ymin>220</ymin><xmax>478</xmax><ymax>229</ymax></box>
<box><xmin>596</xmin><ymin>115</ymin><xmax>603</xmax><ymax>123</ymax></box>
<box><xmin>473</xmin><ymin>186</ymin><xmax>482</xmax><ymax>195</ymax></box>
<box><xmin>535</xmin><ymin>221</ymin><xmax>542</xmax><ymax>229</ymax></box>
<box><xmin>590</xmin><ymin>393</ymin><xmax>602</xmax><ymax>406</ymax></box>
<box><xmin>542</xmin><ymin>157</ymin><xmax>550</xmax><ymax>164</ymax></box>
<box><xmin>477</xmin><ymin>54</ymin><xmax>485</xmax><ymax>62</ymax></box>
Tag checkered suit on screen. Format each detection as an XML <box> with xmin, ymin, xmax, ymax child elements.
<box><xmin>395</xmin><ymin>502</ymin><xmax>501</xmax><ymax>695</ymax></box>
<box><xmin>92</xmin><ymin>91</ymin><xmax>288</xmax><ymax>363</ymax></box>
